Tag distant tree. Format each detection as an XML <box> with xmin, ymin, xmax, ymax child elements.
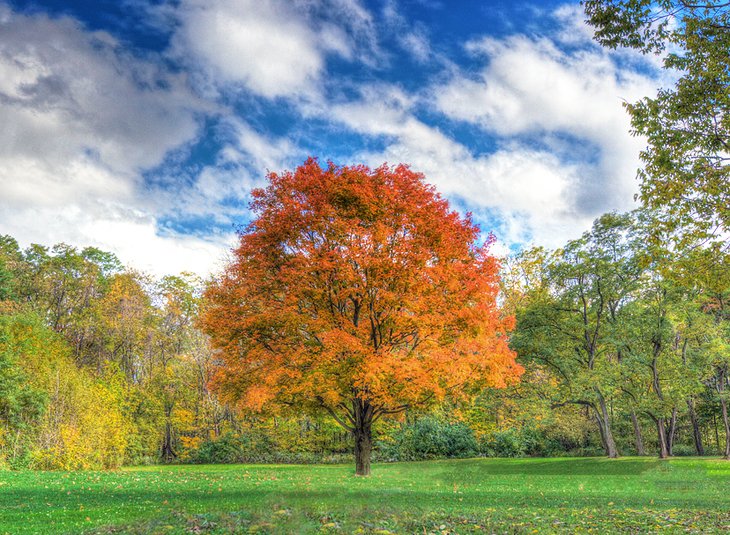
<box><xmin>512</xmin><ymin>213</ymin><xmax>643</xmax><ymax>458</ymax></box>
<box><xmin>620</xmin><ymin>278</ymin><xmax>695</xmax><ymax>458</ymax></box>
<box><xmin>686</xmin><ymin>249</ymin><xmax>730</xmax><ymax>459</ymax></box>
<box><xmin>202</xmin><ymin>158</ymin><xmax>521</xmax><ymax>475</ymax></box>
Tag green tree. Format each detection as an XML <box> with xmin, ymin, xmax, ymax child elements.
<box><xmin>583</xmin><ymin>1</ymin><xmax>729</xmax><ymax>243</ymax></box>
<box><xmin>512</xmin><ymin>213</ymin><xmax>644</xmax><ymax>457</ymax></box>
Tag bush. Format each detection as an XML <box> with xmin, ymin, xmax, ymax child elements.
<box><xmin>192</xmin><ymin>431</ymin><xmax>274</xmax><ymax>464</ymax></box>
<box><xmin>481</xmin><ymin>427</ymin><xmax>564</xmax><ymax>458</ymax></box>
<box><xmin>671</xmin><ymin>443</ymin><xmax>699</xmax><ymax>457</ymax></box>
<box><xmin>377</xmin><ymin>416</ymin><xmax>478</xmax><ymax>461</ymax></box>
<box><xmin>482</xmin><ymin>429</ymin><xmax>526</xmax><ymax>457</ymax></box>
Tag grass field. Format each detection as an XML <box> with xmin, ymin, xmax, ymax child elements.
<box><xmin>2</xmin><ymin>457</ymin><xmax>730</xmax><ymax>534</ymax></box>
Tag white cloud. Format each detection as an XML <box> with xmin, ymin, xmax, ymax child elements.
<box><xmin>440</xmin><ymin>35</ymin><xmax>653</xmax><ymax>143</ymax></box>
<box><xmin>146</xmin><ymin>119</ymin><xmax>304</xmax><ymax>226</ymax></box>
<box><xmin>226</xmin><ymin>119</ymin><xmax>302</xmax><ymax>172</ymax></box>
<box><xmin>2</xmin><ymin>200</ymin><xmax>236</xmax><ymax>277</ymax></box>
<box><xmin>400</xmin><ymin>30</ymin><xmax>432</xmax><ymax>63</ymax></box>
<box><xmin>0</xmin><ymin>14</ymin><xmax>207</xmax><ymax>174</ymax></box>
<box><xmin>0</xmin><ymin>1</ymin><xmax>669</xmax><ymax>274</ymax></box>
<box><xmin>381</xmin><ymin>0</ymin><xmax>434</xmax><ymax>64</ymax></box>
<box><xmin>416</xmin><ymin>11</ymin><xmax>664</xmax><ymax>244</ymax></box>
<box><xmin>324</xmin><ymin>84</ymin><xmax>591</xmax><ymax>249</ymax></box>
<box><xmin>552</xmin><ymin>4</ymin><xmax>596</xmax><ymax>45</ymax></box>
<box><xmin>173</xmin><ymin>0</ymin><xmax>324</xmax><ymax>100</ymax></box>
<box><xmin>172</xmin><ymin>0</ymin><xmax>380</xmax><ymax>100</ymax></box>
<box><xmin>0</xmin><ymin>8</ymin><xmax>229</xmax><ymax>276</ymax></box>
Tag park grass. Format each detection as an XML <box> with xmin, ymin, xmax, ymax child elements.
<box><xmin>1</xmin><ymin>457</ymin><xmax>730</xmax><ymax>534</ymax></box>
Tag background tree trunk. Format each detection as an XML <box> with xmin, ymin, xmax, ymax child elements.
<box><xmin>161</xmin><ymin>419</ymin><xmax>176</xmax><ymax>461</ymax></box>
<box><xmin>596</xmin><ymin>397</ymin><xmax>618</xmax><ymax>458</ymax></box>
<box><xmin>161</xmin><ymin>404</ymin><xmax>176</xmax><ymax>462</ymax></box>
<box><xmin>720</xmin><ymin>397</ymin><xmax>730</xmax><ymax>460</ymax></box>
<box><xmin>631</xmin><ymin>410</ymin><xmax>645</xmax><ymax>455</ymax></box>
<box><xmin>655</xmin><ymin>416</ymin><xmax>669</xmax><ymax>459</ymax></box>
<box><xmin>687</xmin><ymin>398</ymin><xmax>705</xmax><ymax>455</ymax></box>
<box><xmin>666</xmin><ymin>408</ymin><xmax>677</xmax><ymax>456</ymax></box>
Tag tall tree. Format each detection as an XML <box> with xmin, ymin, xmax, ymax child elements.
<box><xmin>512</xmin><ymin>213</ymin><xmax>643</xmax><ymax>458</ymax></box>
<box><xmin>202</xmin><ymin>158</ymin><xmax>521</xmax><ymax>475</ymax></box>
<box><xmin>622</xmin><ymin>281</ymin><xmax>689</xmax><ymax>458</ymax></box>
<box><xmin>689</xmin><ymin>249</ymin><xmax>730</xmax><ymax>458</ymax></box>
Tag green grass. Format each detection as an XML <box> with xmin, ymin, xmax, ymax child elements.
<box><xmin>2</xmin><ymin>457</ymin><xmax>730</xmax><ymax>534</ymax></box>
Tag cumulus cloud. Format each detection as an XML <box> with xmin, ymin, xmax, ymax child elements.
<box><xmin>172</xmin><ymin>0</ymin><xmax>324</xmax><ymax>100</ymax></box>
<box><xmin>3</xmin><ymin>201</ymin><xmax>235</xmax><ymax>276</ymax></box>
<box><xmin>225</xmin><ymin>119</ymin><xmax>302</xmax><ymax>173</ymax></box>
<box><xmin>432</xmin><ymin>7</ymin><xmax>661</xmax><ymax>218</ymax></box>
<box><xmin>171</xmin><ymin>0</ymin><xmax>380</xmax><ymax>100</ymax></box>
<box><xmin>147</xmin><ymin>118</ymin><xmax>305</xmax><ymax>226</ymax></box>
<box><xmin>0</xmin><ymin>0</ymin><xmax>667</xmax><ymax>273</ymax></box>
<box><xmin>322</xmin><ymin>4</ymin><xmax>663</xmax><ymax>251</ymax></box>
<box><xmin>327</xmin><ymin>85</ymin><xmax>589</xmax><ymax>248</ymax></box>
<box><xmin>0</xmin><ymin>8</ymin><xmax>229</xmax><ymax>275</ymax></box>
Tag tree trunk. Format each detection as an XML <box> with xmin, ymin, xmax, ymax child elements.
<box><xmin>354</xmin><ymin>425</ymin><xmax>372</xmax><ymax>476</ymax></box>
<box><xmin>687</xmin><ymin>398</ymin><xmax>705</xmax><ymax>456</ymax></box>
<box><xmin>161</xmin><ymin>420</ymin><xmax>176</xmax><ymax>461</ymax></box>
<box><xmin>353</xmin><ymin>400</ymin><xmax>373</xmax><ymax>476</ymax></box>
<box><xmin>161</xmin><ymin>405</ymin><xmax>176</xmax><ymax>462</ymax></box>
<box><xmin>666</xmin><ymin>408</ymin><xmax>677</xmax><ymax>456</ymax></box>
<box><xmin>655</xmin><ymin>416</ymin><xmax>670</xmax><ymax>459</ymax></box>
<box><xmin>595</xmin><ymin>395</ymin><xmax>618</xmax><ymax>458</ymax></box>
<box><xmin>720</xmin><ymin>397</ymin><xmax>730</xmax><ymax>460</ymax></box>
<box><xmin>714</xmin><ymin>413</ymin><xmax>721</xmax><ymax>452</ymax></box>
<box><xmin>630</xmin><ymin>410</ymin><xmax>645</xmax><ymax>456</ymax></box>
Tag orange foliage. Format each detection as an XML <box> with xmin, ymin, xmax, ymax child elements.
<box><xmin>202</xmin><ymin>158</ymin><xmax>522</xmax><ymax>424</ymax></box>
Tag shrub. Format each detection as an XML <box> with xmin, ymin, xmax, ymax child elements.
<box><xmin>481</xmin><ymin>427</ymin><xmax>564</xmax><ymax>458</ymax></box>
<box><xmin>192</xmin><ymin>431</ymin><xmax>275</xmax><ymax>464</ymax></box>
<box><xmin>671</xmin><ymin>444</ymin><xmax>699</xmax><ymax>457</ymax></box>
<box><xmin>377</xmin><ymin>416</ymin><xmax>478</xmax><ymax>461</ymax></box>
<box><xmin>482</xmin><ymin>429</ymin><xmax>526</xmax><ymax>457</ymax></box>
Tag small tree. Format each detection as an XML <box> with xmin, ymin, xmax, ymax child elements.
<box><xmin>202</xmin><ymin>158</ymin><xmax>521</xmax><ymax>475</ymax></box>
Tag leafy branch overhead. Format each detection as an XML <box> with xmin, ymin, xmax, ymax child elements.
<box><xmin>584</xmin><ymin>0</ymin><xmax>730</xmax><ymax>244</ymax></box>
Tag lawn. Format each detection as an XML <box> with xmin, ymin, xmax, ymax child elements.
<box><xmin>1</xmin><ymin>457</ymin><xmax>730</xmax><ymax>534</ymax></box>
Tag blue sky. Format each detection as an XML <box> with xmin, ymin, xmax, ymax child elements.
<box><xmin>0</xmin><ymin>0</ymin><xmax>666</xmax><ymax>275</ymax></box>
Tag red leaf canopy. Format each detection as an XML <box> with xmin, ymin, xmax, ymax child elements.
<box><xmin>202</xmin><ymin>158</ymin><xmax>521</xmax><ymax>420</ymax></box>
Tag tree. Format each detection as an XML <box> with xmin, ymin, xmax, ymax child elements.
<box><xmin>202</xmin><ymin>158</ymin><xmax>521</xmax><ymax>475</ymax></box>
<box><xmin>621</xmin><ymin>279</ymin><xmax>692</xmax><ymax>458</ymax></box>
<box><xmin>583</xmin><ymin>1</ymin><xmax>730</xmax><ymax>244</ymax></box>
<box><xmin>688</xmin><ymin>248</ymin><xmax>730</xmax><ymax>458</ymax></box>
<box><xmin>512</xmin><ymin>213</ymin><xmax>643</xmax><ymax>458</ymax></box>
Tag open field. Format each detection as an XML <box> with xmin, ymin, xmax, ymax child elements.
<box><xmin>2</xmin><ymin>457</ymin><xmax>730</xmax><ymax>534</ymax></box>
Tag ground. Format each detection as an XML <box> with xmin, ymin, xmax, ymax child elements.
<box><xmin>1</xmin><ymin>457</ymin><xmax>729</xmax><ymax>534</ymax></box>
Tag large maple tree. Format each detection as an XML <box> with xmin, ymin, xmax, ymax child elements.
<box><xmin>202</xmin><ymin>158</ymin><xmax>521</xmax><ymax>475</ymax></box>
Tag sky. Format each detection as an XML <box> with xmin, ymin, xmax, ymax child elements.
<box><xmin>0</xmin><ymin>0</ymin><xmax>669</xmax><ymax>276</ymax></box>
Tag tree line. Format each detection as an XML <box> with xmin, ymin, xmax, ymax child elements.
<box><xmin>0</xmin><ymin>203</ymin><xmax>726</xmax><ymax>470</ymax></box>
<box><xmin>505</xmin><ymin>211</ymin><xmax>729</xmax><ymax>460</ymax></box>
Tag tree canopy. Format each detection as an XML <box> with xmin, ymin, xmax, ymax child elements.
<box><xmin>583</xmin><ymin>0</ymin><xmax>730</xmax><ymax>244</ymax></box>
<box><xmin>202</xmin><ymin>158</ymin><xmax>521</xmax><ymax>474</ymax></box>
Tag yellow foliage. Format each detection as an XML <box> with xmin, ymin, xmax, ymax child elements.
<box><xmin>3</xmin><ymin>313</ymin><xmax>133</xmax><ymax>469</ymax></box>
<box><xmin>177</xmin><ymin>435</ymin><xmax>203</xmax><ymax>461</ymax></box>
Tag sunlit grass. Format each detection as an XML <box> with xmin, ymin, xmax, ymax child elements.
<box><xmin>1</xmin><ymin>457</ymin><xmax>729</xmax><ymax>533</ymax></box>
